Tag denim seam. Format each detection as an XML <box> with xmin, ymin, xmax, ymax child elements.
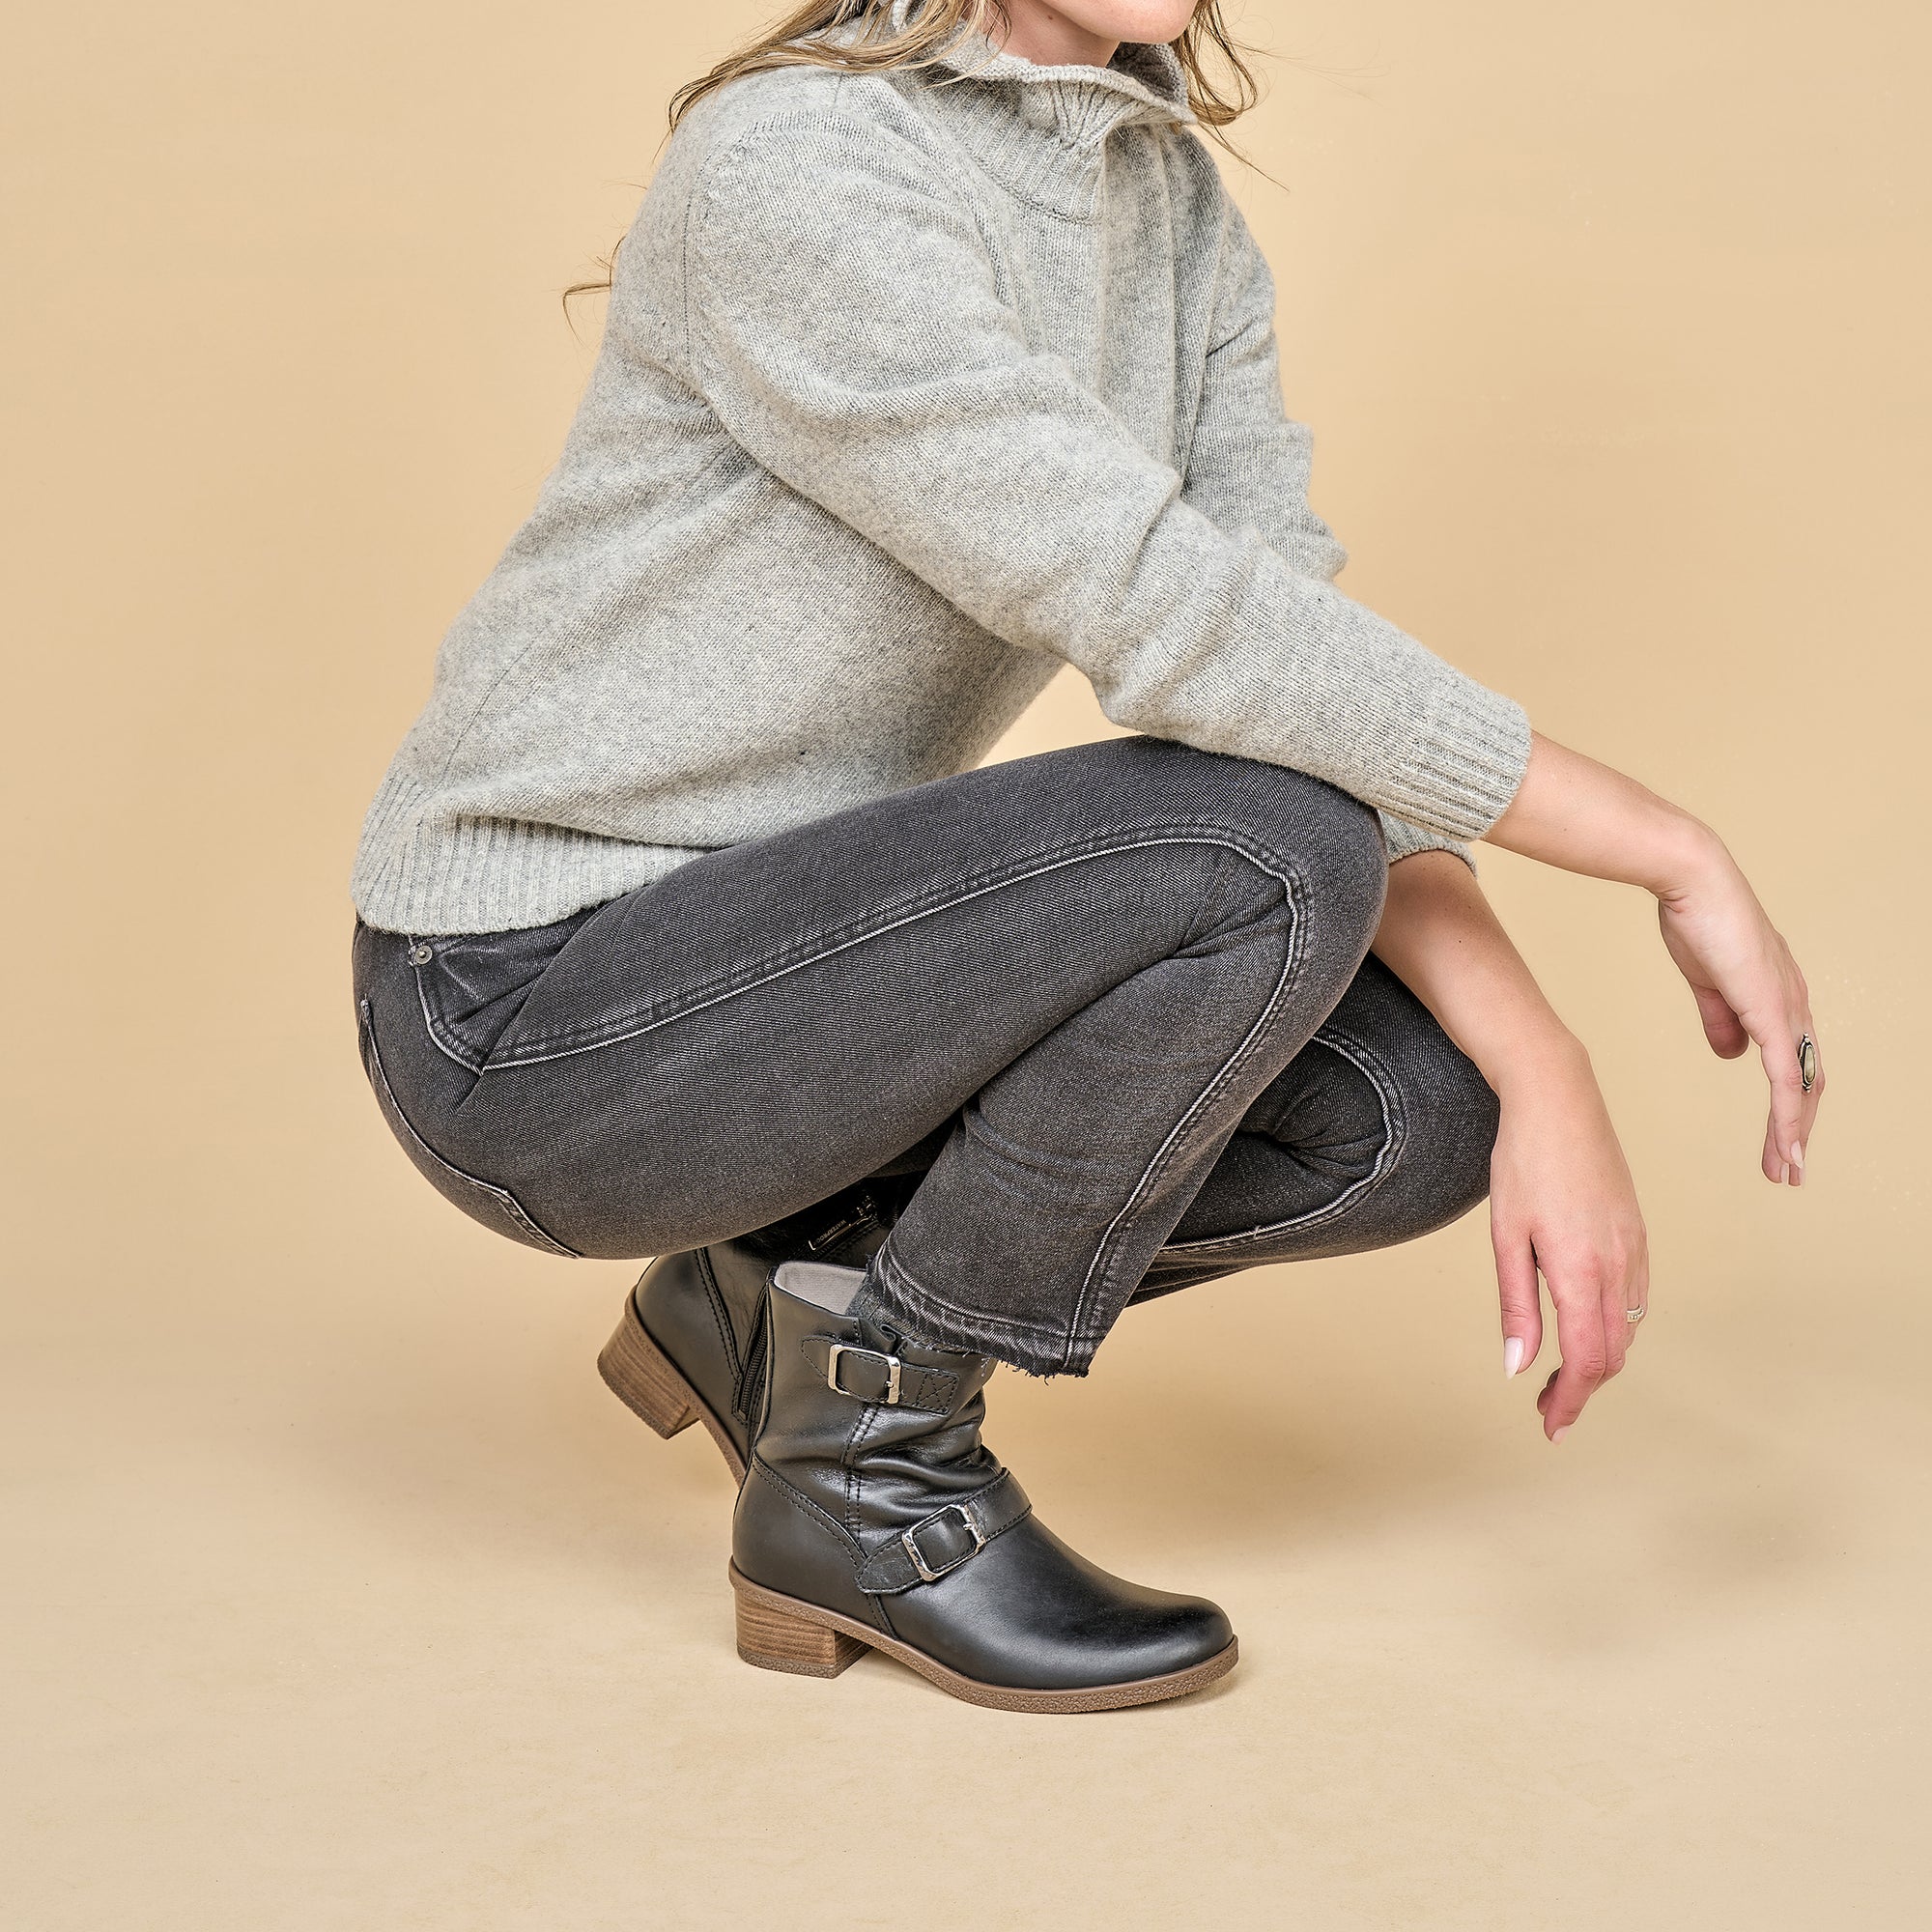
<box><xmin>864</xmin><ymin>1244</ymin><xmax>1081</xmax><ymax>1367</ymax></box>
<box><xmin>357</xmin><ymin>1003</ymin><xmax>581</xmax><ymax>1259</ymax></box>
<box><xmin>1061</xmin><ymin>847</ymin><xmax>1310</xmax><ymax>1366</ymax></box>
<box><xmin>409</xmin><ymin>954</ymin><xmax>491</xmax><ymax>1076</ymax></box>
<box><xmin>1154</xmin><ymin>1020</ymin><xmax>1408</xmax><ymax>1256</ymax></box>
<box><xmin>469</xmin><ymin>827</ymin><xmax>1311</xmax><ymax>1073</ymax></box>
<box><xmin>401</xmin><ymin>908</ymin><xmax>609</xmax><ymax>1075</ymax></box>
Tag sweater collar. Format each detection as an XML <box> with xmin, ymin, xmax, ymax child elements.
<box><xmin>898</xmin><ymin>1</ymin><xmax>1197</xmax><ymax>134</ymax></box>
<box><xmin>838</xmin><ymin>3</ymin><xmax>1197</xmax><ymax>218</ymax></box>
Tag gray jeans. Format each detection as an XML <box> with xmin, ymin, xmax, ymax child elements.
<box><xmin>353</xmin><ymin>738</ymin><xmax>1497</xmax><ymax>1376</ymax></box>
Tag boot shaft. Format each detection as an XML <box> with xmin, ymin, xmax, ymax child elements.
<box><xmin>753</xmin><ymin>1263</ymin><xmax>1003</xmax><ymax>1534</ymax></box>
<box><xmin>633</xmin><ymin>1179</ymin><xmax>904</xmax><ymax>1444</ymax></box>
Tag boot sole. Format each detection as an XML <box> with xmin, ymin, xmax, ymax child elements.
<box><xmin>728</xmin><ymin>1561</ymin><xmax>1238</xmax><ymax>1714</ymax></box>
<box><xmin>597</xmin><ymin>1293</ymin><xmax>748</xmax><ymax>1485</ymax></box>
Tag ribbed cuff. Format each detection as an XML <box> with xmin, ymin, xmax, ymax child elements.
<box><xmin>1378</xmin><ymin>810</ymin><xmax>1477</xmax><ymax>872</ymax></box>
<box><xmin>1377</xmin><ymin>685</ymin><xmax>1532</xmax><ymax>843</ymax></box>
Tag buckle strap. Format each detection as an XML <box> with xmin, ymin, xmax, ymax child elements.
<box><xmin>800</xmin><ymin>1333</ymin><xmax>959</xmax><ymax>1413</ymax></box>
<box><xmin>853</xmin><ymin>1473</ymin><xmax>1032</xmax><ymax>1595</ymax></box>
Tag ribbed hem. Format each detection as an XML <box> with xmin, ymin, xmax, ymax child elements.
<box><xmin>1378</xmin><ymin>810</ymin><xmax>1477</xmax><ymax>873</ymax></box>
<box><xmin>349</xmin><ymin>767</ymin><xmax>711</xmax><ymax>934</ymax></box>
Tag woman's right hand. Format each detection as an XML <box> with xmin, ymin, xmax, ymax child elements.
<box><xmin>1488</xmin><ymin>1035</ymin><xmax>1649</xmax><ymax>1441</ymax></box>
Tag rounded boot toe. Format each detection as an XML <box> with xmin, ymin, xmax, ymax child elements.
<box><xmin>889</xmin><ymin>1518</ymin><xmax>1236</xmax><ymax>1692</ymax></box>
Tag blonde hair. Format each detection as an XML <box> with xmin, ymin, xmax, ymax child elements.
<box><xmin>566</xmin><ymin>1</ymin><xmax>1264</xmax><ymax>310</ymax></box>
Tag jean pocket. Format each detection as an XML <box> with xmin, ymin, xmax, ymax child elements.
<box><xmin>407</xmin><ymin>912</ymin><xmax>593</xmax><ymax>1072</ymax></box>
<box><xmin>357</xmin><ymin>1000</ymin><xmax>580</xmax><ymax>1259</ymax></box>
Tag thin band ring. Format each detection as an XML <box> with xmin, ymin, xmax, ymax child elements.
<box><xmin>1625</xmin><ymin>1306</ymin><xmax>1646</xmax><ymax>1324</ymax></box>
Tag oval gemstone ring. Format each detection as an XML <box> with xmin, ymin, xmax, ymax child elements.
<box><xmin>1798</xmin><ymin>1034</ymin><xmax>1819</xmax><ymax>1094</ymax></box>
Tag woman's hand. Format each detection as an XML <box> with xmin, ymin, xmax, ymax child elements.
<box><xmin>1489</xmin><ymin>1039</ymin><xmax>1649</xmax><ymax>1439</ymax></box>
<box><xmin>1653</xmin><ymin>842</ymin><xmax>1822</xmax><ymax>1184</ymax></box>
<box><xmin>1370</xmin><ymin>734</ymin><xmax>1820</xmax><ymax>1442</ymax></box>
<box><xmin>1487</xmin><ymin>732</ymin><xmax>1824</xmax><ymax>1182</ymax></box>
<box><xmin>1372</xmin><ymin>848</ymin><xmax>1650</xmax><ymax>1440</ymax></box>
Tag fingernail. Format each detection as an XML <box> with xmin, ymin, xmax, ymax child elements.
<box><xmin>1551</xmin><ymin>1426</ymin><xmax>1572</xmax><ymax>1444</ymax></box>
<box><xmin>1776</xmin><ymin>1163</ymin><xmax>1788</xmax><ymax>1185</ymax></box>
<box><xmin>1790</xmin><ymin>1142</ymin><xmax>1805</xmax><ymax>1171</ymax></box>
<box><xmin>1503</xmin><ymin>1337</ymin><xmax>1525</xmax><ymax>1378</ymax></box>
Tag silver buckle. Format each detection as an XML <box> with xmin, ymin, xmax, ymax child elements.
<box><xmin>824</xmin><ymin>1342</ymin><xmax>902</xmax><ymax>1406</ymax></box>
<box><xmin>900</xmin><ymin>1501</ymin><xmax>986</xmax><ymax>1583</ymax></box>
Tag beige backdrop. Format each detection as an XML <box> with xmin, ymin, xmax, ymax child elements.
<box><xmin>6</xmin><ymin>2</ymin><xmax>1927</xmax><ymax>1926</ymax></box>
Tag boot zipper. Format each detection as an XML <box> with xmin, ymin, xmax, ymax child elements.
<box><xmin>806</xmin><ymin>1194</ymin><xmax>878</xmax><ymax>1254</ymax></box>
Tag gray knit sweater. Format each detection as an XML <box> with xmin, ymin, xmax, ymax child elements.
<box><xmin>352</xmin><ymin>11</ymin><xmax>1530</xmax><ymax>935</ymax></box>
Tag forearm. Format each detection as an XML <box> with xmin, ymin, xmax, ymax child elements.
<box><xmin>1375</xmin><ymin>849</ymin><xmax>1652</xmax><ymax>1436</ymax></box>
<box><xmin>1486</xmin><ymin>730</ymin><xmax>1722</xmax><ymax>895</ymax></box>
<box><xmin>1370</xmin><ymin>849</ymin><xmax>1584</xmax><ymax>1099</ymax></box>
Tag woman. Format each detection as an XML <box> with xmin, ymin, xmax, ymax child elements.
<box><xmin>350</xmin><ymin>0</ymin><xmax>1820</xmax><ymax>1715</ymax></box>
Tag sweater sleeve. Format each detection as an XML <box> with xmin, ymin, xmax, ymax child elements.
<box><xmin>682</xmin><ymin>111</ymin><xmax>1530</xmax><ymax>842</ymax></box>
<box><xmin>1179</xmin><ymin>196</ymin><xmax>1482</xmax><ymax>871</ymax></box>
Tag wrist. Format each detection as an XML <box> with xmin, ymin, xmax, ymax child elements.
<box><xmin>1632</xmin><ymin>798</ymin><xmax>1726</xmax><ymax>901</ymax></box>
<box><xmin>1482</xmin><ymin>1018</ymin><xmax>1592</xmax><ymax>1105</ymax></box>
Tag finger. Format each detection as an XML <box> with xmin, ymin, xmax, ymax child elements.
<box><xmin>1598</xmin><ymin>1237</ymin><xmax>1643</xmax><ymax>1378</ymax></box>
<box><xmin>1623</xmin><ymin>1245</ymin><xmax>1651</xmax><ymax>1349</ymax></box>
<box><xmin>1691</xmin><ymin>981</ymin><xmax>1750</xmax><ymax>1059</ymax></box>
<box><xmin>1759</xmin><ymin>1032</ymin><xmax>1809</xmax><ymax>1178</ymax></box>
<box><xmin>1598</xmin><ymin>1268</ymin><xmax>1630</xmax><ymax>1380</ymax></box>
<box><xmin>1790</xmin><ymin>1016</ymin><xmax>1824</xmax><ymax>1183</ymax></box>
<box><xmin>1537</xmin><ymin>1259</ymin><xmax>1610</xmax><ymax>1440</ymax></box>
<box><xmin>1492</xmin><ymin>1218</ymin><xmax>1544</xmax><ymax>1379</ymax></box>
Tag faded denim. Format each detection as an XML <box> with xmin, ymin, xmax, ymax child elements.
<box><xmin>353</xmin><ymin>738</ymin><xmax>1498</xmax><ymax>1376</ymax></box>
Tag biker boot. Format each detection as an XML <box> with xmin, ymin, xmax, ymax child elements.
<box><xmin>728</xmin><ymin>1260</ymin><xmax>1239</xmax><ymax>1714</ymax></box>
<box><xmin>596</xmin><ymin>1179</ymin><xmax>906</xmax><ymax>1482</ymax></box>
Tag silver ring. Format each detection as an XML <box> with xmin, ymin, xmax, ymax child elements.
<box><xmin>1798</xmin><ymin>1034</ymin><xmax>1818</xmax><ymax>1094</ymax></box>
<box><xmin>1626</xmin><ymin>1306</ymin><xmax>1646</xmax><ymax>1324</ymax></box>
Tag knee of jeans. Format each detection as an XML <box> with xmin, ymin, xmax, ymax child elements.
<box><xmin>1143</xmin><ymin>749</ymin><xmax>1388</xmax><ymax>962</ymax></box>
<box><xmin>1244</xmin><ymin>771</ymin><xmax>1388</xmax><ymax>971</ymax></box>
<box><xmin>1317</xmin><ymin>788</ymin><xmax>1390</xmax><ymax>952</ymax></box>
<box><xmin>1179</xmin><ymin>796</ymin><xmax>1386</xmax><ymax>997</ymax></box>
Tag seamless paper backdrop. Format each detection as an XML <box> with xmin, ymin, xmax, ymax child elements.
<box><xmin>5</xmin><ymin>4</ymin><xmax>1927</xmax><ymax>1928</ymax></box>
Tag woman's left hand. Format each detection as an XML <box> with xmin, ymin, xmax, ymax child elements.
<box><xmin>1489</xmin><ymin>1037</ymin><xmax>1649</xmax><ymax>1441</ymax></box>
<box><xmin>1652</xmin><ymin>838</ymin><xmax>1823</xmax><ymax>1186</ymax></box>
<box><xmin>1485</xmin><ymin>731</ymin><xmax>1823</xmax><ymax>1187</ymax></box>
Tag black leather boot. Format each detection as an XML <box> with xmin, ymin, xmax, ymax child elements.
<box><xmin>729</xmin><ymin>1261</ymin><xmax>1238</xmax><ymax>1713</ymax></box>
<box><xmin>596</xmin><ymin>1182</ymin><xmax>902</xmax><ymax>1482</ymax></box>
